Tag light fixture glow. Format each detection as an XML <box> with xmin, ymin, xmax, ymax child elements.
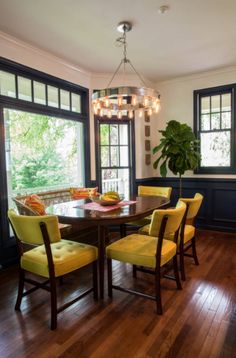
<box><xmin>92</xmin><ymin>21</ymin><xmax>160</xmax><ymax>120</ymax></box>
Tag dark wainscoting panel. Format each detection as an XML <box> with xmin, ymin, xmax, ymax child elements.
<box><xmin>135</xmin><ymin>177</ymin><xmax>236</xmax><ymax>233</ymax></box>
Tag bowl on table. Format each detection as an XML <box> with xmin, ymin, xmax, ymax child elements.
<box><xmin>90</xmin><ymin>193</ymin><xmax>123</xmax><ymax>206</ymax></box>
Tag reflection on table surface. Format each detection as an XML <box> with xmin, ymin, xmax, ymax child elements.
<box><xmin>46</xmin><ymin>195</ymin><xmax>170</xmax><ymax>222</ymax></box>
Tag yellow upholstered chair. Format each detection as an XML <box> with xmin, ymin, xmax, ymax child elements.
<box><xmin>138</xmin><ymin>185</ymin><xmax>172</xmax><ymax>198</ymax></box>
<box><xmin>177</xmin><ymin>193</ymin><xmax>203</xmax><ymax>280</ymax></box>
<box><xmin>122</xmin><ymin>185</ymin><xmax>172</xmax><ymax>236</ymax></box>
<box><xmin>8</xmin><ymin>209</ymin><xmax>98</xmax><ymax>330</ymax></box>
<box><xmin>139</xmin><ymin>193</ymin><xmax>203</xmax><ymax>281</ymax></box>
<box><xmin>106</xmin><ymin>201</ymin><xmax>186</xmax><ymax>314</ymax></box>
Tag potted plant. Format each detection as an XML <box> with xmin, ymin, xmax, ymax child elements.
<box><xmin>153</xmin><ymin>120</ymin><xmax>200</xmax><ymax>197</ymax></box>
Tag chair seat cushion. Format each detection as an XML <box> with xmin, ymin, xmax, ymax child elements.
<box><xmin>106</xmin><ymin>234</ymin><xmax>177</xmax><ymax>268</ymax></box>
<box><xmin>138</xmin><ymin>224</ymin><xmax>195</xmax><ymax>244</ymax></box>
<box><xmin>21</xmin><ymin>240</ymin><xmax>98</xmax><ymax>278</ymax></box>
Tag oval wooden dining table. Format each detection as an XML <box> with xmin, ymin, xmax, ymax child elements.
<box><xmin>47</xmin><ymin>195</ymin><xmax>170</xmax><ymax>298</ymax></box>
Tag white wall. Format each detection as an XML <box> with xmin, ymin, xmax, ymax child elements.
<box><xmin>153</xmin><ymin>66</ymin><xmax>236</xmax><ymax>179</ymax></box>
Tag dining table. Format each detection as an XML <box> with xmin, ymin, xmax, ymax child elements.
<box><xmin>46</xmin><ymin>195</ymin><xmax>170</xmax><ymax>298</ymax></box>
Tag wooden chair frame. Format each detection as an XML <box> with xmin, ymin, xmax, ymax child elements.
<box><xmin>12</xmin><ymin>197</ymin><xmax>72</xmax><ymax>237</ymax></box>
<box><xmin>107</xmin><ymin>215</ymin><xmax>182</xmax><ymax>315</ymax></box>
<box><xmin>10</xmin><ymin>219</ymin><xmax>98</xmax><ymax>330</ymax></box>
<box><xmin>178</xmin><ymin>203</ymin><xmax>199</xmax><ymax>281</ymax></box>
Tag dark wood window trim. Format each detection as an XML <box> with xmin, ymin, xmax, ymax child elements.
<box><xmin>95</xmin><ymin>116</ymin><xmax>136</xmax><ymax>196</ymax></box>
<box><xmin>0</xmin><ymin>57</ymin><xmax>91</xmax><ymax>262</ymax></box>
<box><xmin>194</xmin><ymin>83</ymin><xmax>236</xmax><ymax>174</ymax></box>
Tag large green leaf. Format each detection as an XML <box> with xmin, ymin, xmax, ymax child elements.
<box><xmin>153</xmin><ymin>120</ymin><xmax>201</xmax><ymax>180</ymax></box>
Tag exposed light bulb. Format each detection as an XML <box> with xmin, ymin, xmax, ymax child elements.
<box><xmin>144</xmin><ymin>97</ymin><xmax>149</xmax><ymax>107</ymax></box>
<box><xmin>118</xmin><ymin>96</ymin><xmax>122</xmax><ymax>106</ymax></box>
<box><xmin>138</xmin><ymin>109</ymin><xmax>143</xmax><ymax>118</ymax></box>
<box><xmin>128</xmin><ymin>110</ymin><xmax>133</xmax><ymax>119</ymax></box>
<box><xmin>118</xmin><ymin>111</ymin><xmax>122</xmax><ymax>119</ymax></box>
<box><xmin>132</xmin><ymin>95</ymin><xmax>137</xmax><ymax>106</ymax></box>
<box><xmin>155</xmin><ymin>103</ymin><xmax>161</xmax><ymax>113</ymax></box>
<box><xmin>148</xmin><ymin>108</ymin><xmax>153</xmax><ymax>116</ymax></box>
<box><xmin>105</xmin><ymin>97</ymin><xmax>110</xmax><ymax>107</ymax></box>
<box><xmin>107</xmin><ymin>110</ymin><xmax>112</xmax><ymax>118</ymax></box>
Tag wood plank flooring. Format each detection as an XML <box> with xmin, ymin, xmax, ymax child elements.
<box><xmin>0</xmin><ymin>229</ymin><xmax>236</xmax><ymax>357</ymax></box>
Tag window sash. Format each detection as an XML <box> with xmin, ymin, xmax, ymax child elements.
<box><xmin>194</xmin><ymin>85</ymin><xmax>236</xmax><ymax>174</ymax></box>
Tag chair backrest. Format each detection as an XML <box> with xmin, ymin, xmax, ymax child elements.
<box><xmin>138</xmin><ymin>185</ymin><xmax>172</xmax><ymax>199</ymax></box>
<box><xmin>8</xmin><ymin>209</ymin><xmax>61</xmax><ymax>245</ymax></box>
<box><xmin>179</xmin><ymin>193</ymin><xmax>203</xmax><ymax>221</ymax></box>
<box><xmin>149</xmin><ymin>201</ymin><xmax>186</xmax><ymax>238</ymax></box>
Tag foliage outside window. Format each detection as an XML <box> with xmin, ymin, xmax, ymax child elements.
<box><xmin>194</xmin><ymin>84</ymin><xmax>235</xmax><ymax>174</ymax></box>
<box><xmin>4</xmin><ymin>109</ymin><xmax>85</xmax><ymax>199</ymax></box>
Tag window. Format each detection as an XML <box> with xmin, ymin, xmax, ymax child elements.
<box><xmin>194</xmin><ymin>84</ymin><xmax>235</xmax><ymax>173</ymax></box>
<box><xmin>96</xmin><ymin>119</ymin><xmax>134</xmax><ymax>199</ymax></box>
<box><xmin>4</xmin><ymin>109</ymin><xmax>85</xmax><ymax>208</ymax></box>
<box><xmin>0</xmin><ymin>68</ymin><xmax>83</xmax><ymax>113</ymax></box>
<box><xmin>0</xmin><ymin>57</ymin><xmax>90</xmax><ymax>247</ymax></box>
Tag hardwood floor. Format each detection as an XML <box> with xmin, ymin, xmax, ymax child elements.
<box><xmin>0</xmin><ymin>230</ymin><xmax>236</xmax><ymax>357</ymax></box>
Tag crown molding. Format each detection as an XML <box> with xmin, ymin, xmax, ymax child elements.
<box><xmin>0</xmin><ymin>30</ymin><xmax>91</xmax><ymax>77</ymax></box>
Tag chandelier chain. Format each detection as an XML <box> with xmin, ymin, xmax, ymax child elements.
<box><xmin>106</xmin><ymin>26</ymin><xmax>148</xmax><ymax>89</ymax></box>
<box><xmin>91</xmin><ymin>21</ymin><xmax>161</xmax><ymax>119</ymax></box>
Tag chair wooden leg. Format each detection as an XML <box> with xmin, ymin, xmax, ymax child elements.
<box><xmin>107</xmin><ymin>258</ymin><xmax>113</xmax><ymax>298</ymax></box>
<box><xmin>179</xmin><ymin>248</ymin><xmax>186</xmax><ymax>281</ymax></box>
<box><xmin>15</xmin><ymin>268</ymin><xmax>25</xmax><ymax>310</ymax></box>
<box><xmin>173</xmin><ymin>256</ymin><xmax>182</xmax><ymax>290</ymax></box>
<box><xmin>59</xmin><ymin>276</ymin><xmax>64</xmax><ymax>285</ymax></box>
<box><xmin>120</xmin><ymin>224</ymin><xmax>126</xmax><ymax>238</ymax></box>
<box><xmin>132</xmin><ymin>265</ymin><xmax>137</xmax><ymax>278</ymax></box>
<box><xmin>192</xmin><ymin>237</ymin><xmax>199</xmax><ymax>265</ymax></box>
<box><xmin>93</xmin><ymin>261</ymin><xmax>98</xmax><ymax>300</ymax></box>
<box><xmin>50</xmin><ymin>276</ymin><xmax>57</xmax><ymax>330</ymax></box>
<box><xmin>155</xmin><ymin>269</ymin><xmax>162</xmax><ymax>315</ymax></box>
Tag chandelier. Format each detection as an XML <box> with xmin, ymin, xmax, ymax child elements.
<box><xmin>92</xmin><ymin>21</ymin><xmax>161</xmax><ymax>119</ymax></box>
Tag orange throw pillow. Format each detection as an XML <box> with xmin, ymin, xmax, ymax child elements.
<box><xmin>70</xmin><ymin>187</ymin><xmax>98</xmax><ymax>199</ymax></box>
<box><xmin>24</xmin><ymin>194</ymin><xmax>46</xmax><ymax>215</ymax></box>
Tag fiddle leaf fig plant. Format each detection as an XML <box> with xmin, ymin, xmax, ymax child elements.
<box><xmin>153</xmin><ymin>120</ymin><xmax>200</xmax><ymax>197</ymax></box>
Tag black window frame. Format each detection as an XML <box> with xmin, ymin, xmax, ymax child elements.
<box><xmin>0</xmin><ymin>57</ymin><xmax>91</xmax><ymax>263</ymax></box>
<box><xmin>95</xmin><ymin>116</ymin><xmax>135</xmax><ymax>197</ymax></box>
<box><xmin>194</xmin><ymin>83</ymin><xmax>236</xmax><ymax>174</ymax></box>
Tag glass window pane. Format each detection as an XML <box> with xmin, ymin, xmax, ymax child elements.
<box><xmin>33</xmin><ymin>81</ymin><xmax>46</xmax><ymax>105</ymax></box>
<box><xmin>222</xmin><ymin>93</ymin><xmax>231</xmax><ymax>112</ymax></box>
<box><xmin>222</xmin><ymin>112</ymin><xmax>231</xmax><ymax>129</ymax></box>
<box><xmin>201</xmin><ymin>114</ymin><xmax>210</xmax><ymax>131</ymax></box>
<box><xmin>211</xmin><ymin>113</ymin><xmax>220</xmax><ymax>130</ymax></box>
<box><xmin>110</xmin><ymin>146</ymin><xmax>119</xmax><ymax>166</ymax></box>
<box><xmin>110</xmin><ymin>125</ymin><xmax>118</xmax><ymax>145</ymax></box>
<box><xmin>201</xmin><ymin>96</ymin><xmax>210</xmax><ymax>114</ymax></box>
<box><xmin>101</xmin><ymin>146</ymin><xmax>109</xmax><ymax>167</ymax></box>
<box><xmin>120</xmin><ymin>146</ymin><xmax>129</xmax><ymax>166</ymax></box>
<box><xmin>211</xmin><ymin>95</ymin><xmax>220</xmax><ymax>113</ymax></box>
<box><xmin>71</xmin><ymin>93</ymin><xmax>81</xmax><ymax>113</ymax></box>
<box><xmin>60</xmin><ymin>89</ymin><xmax>70</xmax><ymax>110</ymax></box>
<box><xmin>4</xmin><ymin>108</ymin><xmax>85</xmax><ymax>204</ymax></box>
<box><xmin>100</xmin><ymin>124</ymin><xmax>109</xmax><ymax>145</ymax></box>
<box><xmin>48</xmin><ymin>85</ymin><xmax>59</xmax><ymax>108</ymax></box>
<box><xmin>101</xmin><ymin>169</ymin><xmax>118</xmax><ymax>193</ymax></box>
<box><xmin>0</xmin><ymin>70</ymin><xmax>16</xmax><ymax>97</ymax></box>
<box><xmin>119</xmin><ymin>124</ymin><xmax>128</xmax><ymax>144</ymax></box>
<box><xmin>200</xmin><ymin>131</ymin><xmax>230</xmax><ymax>167</ymax></box>
<box><xmin>118</xmin><ymin>169</ymin><xmax>129</xmax><ymax>199</ymax></box>
<box><xmin>18</xmin><ymin>76</ymin><xmax>32</xmax><ymax>102</ymax></box>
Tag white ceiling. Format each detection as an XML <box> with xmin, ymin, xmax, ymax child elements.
<box><xmin>1</xmin><ymin>0</ymin><xmax>236</xmax><ymax>82</ymax></box>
